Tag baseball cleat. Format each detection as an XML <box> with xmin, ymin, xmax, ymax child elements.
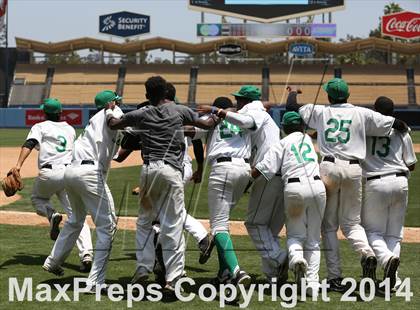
<box><xmin>131</xmin><ymin>266</ymin><xmax>149</xmax><ymax>285</ymax></box>
<box><xmin>42</xmin><ymin>263</ymin><xmax>64</xmax><ymax>277</ymax></box>
<box><xmin>361</xmin><ymin>255</ymin><xmax>377</xmax><ymax>281</ymax></box>
<box><xmin>163</xmin><ymin>275</ymin><xmax>186</xmax><ymax>298</ymax></box>
<box><xmin>384</xmin><ymin>256</ymin><xmax>400</xmax><ymax>289</ymax></box>
<box><xmin>84</xmin><ymin>284</ymin><xmax>108</xmax><ymax>295</ymax></box>
<box><xmin>327</xmin><ymin>277</ymin><xmax>351</xmax><ymax>293</ymax></box>
<box><xmin>198</xmin><ymin>233</ymin><xmax>215</xmax><ymax>264</ymax></box>
<box><xmin>294</xmin><ymin>261</ymin><xmax>307</xmax><ymax>289</ymax></box>
<box><xmin>232</xmin><ymin>270</ymin><xmax>251</xmax><ymax>289</ymax></box>
<box><xmin>211</xmin><ymin>269</ymin><xmax>232</xmax><ymax>288</ymax></box>
<box><xmin>278</xmin><ymin>257</ymin><xmax>289</xmax><ymax>284</ymax></box>
<box><xmin>49</xmin><ymin>212</ymin><xmax>62</xmax><ymax>241</ymax></box>
<box><xmin>80</xmin><ymin>254</ymin><xmax>93</xmax><ymax>273</ymax></box>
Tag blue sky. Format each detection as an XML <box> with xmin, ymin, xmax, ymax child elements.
<box><xmin>7</xmin><ymin>0</ymin><xmax>420</xmax><ymax>56</ymax></box>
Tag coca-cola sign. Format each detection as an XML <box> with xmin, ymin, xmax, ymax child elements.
<box><xmin>382</xmin><ymin>11</ymin><xmax>420</xmax><ymax>39</ymax></box>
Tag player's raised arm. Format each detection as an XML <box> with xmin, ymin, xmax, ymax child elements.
<box><xmin>179</xmin><ymin>105</ymin><xmax>219</xmax><ymax>130</ymax></box>
<box><xmin>107</xmin><ymin>109</ymin><xmax>131</xmax><ymax>130</ymax></box>
<box><xmin>285</xmin><ymin>86</ymin><xmax>303</xmax><ymax>112</ymax></box>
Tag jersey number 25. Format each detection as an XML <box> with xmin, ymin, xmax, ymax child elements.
<box><xmin>324</xmin><ymin>118</ymin><xmax>352</xmax><ymax>144</ymax></box>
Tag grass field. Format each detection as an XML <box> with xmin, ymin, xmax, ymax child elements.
<box><xmin>0</xmin><ymin>224</ymin><xmax>419</xmax><ymax>309</ymax></box>
<box><xmin>2</xmin><ymin>162</ymin><xmax>420</xmax><ymax>226</ymax></box>
<box><xmin>0</xmin><ymin>164</ymin><xmax>250</xmax><ymax>221</ymax></box>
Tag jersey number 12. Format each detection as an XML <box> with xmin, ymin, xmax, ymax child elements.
<box><xmin>291</xmin><ymin>143</ymin><xmax>315</xmax><ymax>163</ymax></box>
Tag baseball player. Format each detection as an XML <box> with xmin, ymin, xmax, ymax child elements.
<box><xmin>193</xmin><ymin>96</ymin><xmax>252</xmax><ymax>287</ymax></box>
<box><xmin>286</xmin><ymin>79</ymin><xmax>408</xmax><ymax>292</ymax></box>
<box><xmin>201</xmin><ymin>85</ymin><xmax>287</xmax><ymax>284</ymax></box>
<box><xmin>43</xmin><ymin>90</ymin><xmax>124</xmax><ymax>291</ymax></box>
<box><xmin>361</xmin><ymin>96</ymin><xmax>417</xmax><ymax>289</ymax></box>
<box><xmin>113</xmin><ymin>83</ymin><xmax>213</xmax><ymax>268</ymax></box>
<box><xmin>13</xmin><ymin>98</ymin><xmax>93</xmax><ymax>271</ymax></box>
<box><xmin>251</xmin><ymin>111</ymin><xmax>326</xmax><ymax>296</ymax></box>
<box><xmin>107</xmin><ymin>76</ymin><xmax>217</xmax><ymax>292</ymax></box>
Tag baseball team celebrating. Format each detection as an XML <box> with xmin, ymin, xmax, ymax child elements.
<box><xmin>12</xmin><ymin>74</ymin><xmax>416</xmax><ymax>298</ymax></box>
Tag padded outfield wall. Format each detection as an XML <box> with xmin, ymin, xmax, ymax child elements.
<box><xmin>1</xmin><ymin>107</ymin><xmax>420</xmax><ymax>129</ymax></box>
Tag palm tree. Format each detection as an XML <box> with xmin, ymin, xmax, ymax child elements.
<box><xmin>384</xmin><ymin>2</ymin><xmax>403</xmax><ymax>15</ymax></box>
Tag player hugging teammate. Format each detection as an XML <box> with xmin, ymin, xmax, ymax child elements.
<box><xmin>14</xmin><ymin>75</ymin><xmax>414</xmax><ymax>300</ymax></box>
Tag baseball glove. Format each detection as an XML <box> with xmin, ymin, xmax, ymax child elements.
<box><xmin>1</xmin><ymin>168</ymin><xmax>24</xmax><ymax>197</ymax></box>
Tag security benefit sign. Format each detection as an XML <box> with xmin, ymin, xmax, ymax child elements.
<box><xmin>289</xmin><ymin>43</ymin><xmax>315</xmax><ymax>56</ymax></box>
<box><xmin>99</xmin><ymin>11</ymin><xmax>150</xmax><ymax>37</ymax></box>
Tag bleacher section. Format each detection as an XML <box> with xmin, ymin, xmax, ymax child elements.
<box><xmin>11</xmin><ymin>64</ymin><xmax>418</xmax><ymax>106</ymax></box>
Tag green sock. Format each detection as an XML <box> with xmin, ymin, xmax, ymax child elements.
<box><xmin>216</xmin><ymin>245</ymin><xmax>229</xmax><ymax>276</ymax></box>
<box><xmin>215</xmin><ymin>232</ymin><xmax>239</xmax><ymax>276</ymax></box>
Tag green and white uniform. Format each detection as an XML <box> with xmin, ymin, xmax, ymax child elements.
<box><xmin>195</xmin><ymin>116</ymin><xmax>251</xmax><ymax>278</ymax></box>
<box><xmin>299</xmin><ymin>103</ymin><xmax>394</xmax><ymax>280</ymax></box>
<box><xmin>256</xmin><ymin>132</ymin><xmax>326</xmax><ymax>291</ymax></box>
<box><xmin>362</xmin><ymin>130</ymin><xmax>417</xmax><ymax>271</ymax></box>
<box><xmin>28</xmin><ymin>120</ymin><xmax>92</xmax><ymax>262</ymax></box>
<box><xmin>45</xmin><ymin>106</ymin><xmax>123</xmax><ymax>287</ymax></box>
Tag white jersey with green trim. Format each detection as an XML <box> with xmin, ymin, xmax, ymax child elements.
<box><xmin>362</xmin><ymin>129</ymin><xmax>417</xmax><ymax>178</ymax></box>
<box><xmin>256</xmin><ymin>132</ymin><xmax>319</xmax><ymax>182</ymax></box>
<box><xmin>238</xmin><ymin>100</ymin><xmax>280</xmax><ymax>166</ymax></box>
<box><xmin>299</xmin><ymin>103</ymin><xmax>394</xmax><ymax>160</ymax></box>
<box><xmin>194</xmin><ymin>116</ymin><xmax>251</xmax><ymax>164</ymax></box>
<box><xmin>73</xmin><ymin>107</ymin><xmax>123</xmax><ymax>171</ymax></box>
<box><xmin>26</xmin><ymin>120</ymin><xmax>75</xmax><ymax>169</ymax></box>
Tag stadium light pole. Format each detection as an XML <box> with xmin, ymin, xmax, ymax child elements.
<box><xmin>3</xmin><ymin>0</ymin><xmax>8</xmax><ymax>107</ymax></box>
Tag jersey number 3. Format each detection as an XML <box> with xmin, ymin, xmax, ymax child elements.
<box><xmin>324</xmin><ymin>118</ymin><xmax>352</xmax><ymax>144</ymax></box>
<box><xmin>56</xmin><ymin>135</ymin><xmax>67</xmax><ymax>153</ymax></box>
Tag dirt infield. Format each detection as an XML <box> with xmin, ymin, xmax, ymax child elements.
<box><xmin>1</xmin><ymin>145</ymin><xmax>419</xmax><ymax>241</ymax></box>
<box><xmin>0</xmin><ymin>147</ymin><xmax>144</xmax><ymax>179</ymax></box>
<box><xmin>0</xmin><ymin>210</ymin><xmax>419</xmax><ymax>242</ymax></box>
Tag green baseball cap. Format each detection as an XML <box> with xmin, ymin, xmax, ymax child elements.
<box><xmin>95</xmin><ymin>90</ymin><xmax>122</xmax><ymax>109</ymax></box>
<box><xmin>40</xmin><ymin>98</ymin><xmax>62</xmax><ymax>114</ymax></box>
<box><xmin>231</xmin><ymin>85</ymin><xmax>261</xmax><ymax>101</ymax></box>
<box><xmin>322</xmin><ymin>78</ymin><xmax>350</xmax><ymax>101</ymax></box>
<box><xmin>282</xmin><ymin>111</ymin><xmax>302</xmax><ymax>126</ymax></box>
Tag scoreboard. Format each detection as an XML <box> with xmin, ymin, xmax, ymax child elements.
<box><xmin>197</xmin><ymin>23</ymin><xmax>336</xmax><ymax>37</ymax></box>
<box><xmin>189</xmin><ymin>0</ymin><xmax>345</xmax><ymax>23</ymax></box>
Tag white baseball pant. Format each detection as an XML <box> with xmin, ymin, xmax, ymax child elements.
<box><xmin>321</xmin><ymin>159</ymin><xmax>375</xmax><ymax>280</ymax></box>
<box><xmin>31</xmin><ymin>165</ymin><xmax>92</xmax><ymax>261</ymax></box>
<box><xmin>182</xmin><ymin>161</ymin><xmax>208</xmax><ymax>243</ymax></box>
<box><xmin>44</xmin><ymin>164</ymin><xmax>116</xmax><ymax>286</ymax></box>
<box><xmin>208</xmin><ymin>160</ymin><xmax>251</xmax><ymax>234</ymax></box>
<box><xmin>285</xmin><ymin>179</ymin><xmax>326</xmax><ymax>286</ymax></box>
<box><xmin>135</xmin><ymin>161</ymin><xmax>186</xmax><ymax>282</ymax></box>
<box><xmin>362</xmin><ymin>175</ymin><xmax>408</xmax><ymax>268</ymax></box>
<box><xmin>245</xmin><ymin>175</ymin><xmax>287</xmax><ymax>279</ymax></box>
